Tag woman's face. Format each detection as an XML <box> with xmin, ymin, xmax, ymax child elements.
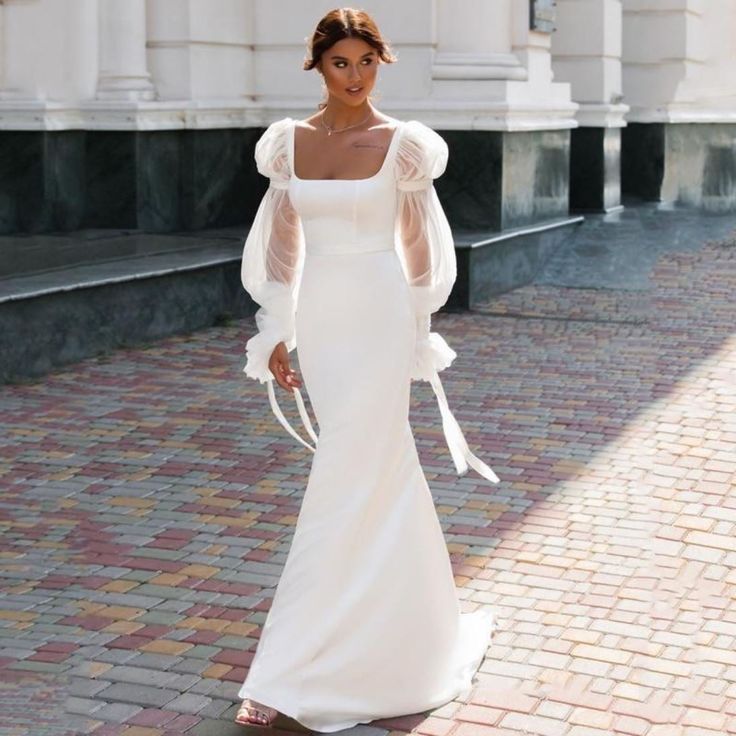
<box><xmin>317</xmin><ymin>36</ymin><xmax>378</xmax><ymax>107</ymax></box>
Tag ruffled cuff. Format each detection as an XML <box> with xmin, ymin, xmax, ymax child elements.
<box><xmin>411</xmin><ymin>313</ymin><xmax>457</xmax><ymax>382</ymax></box>
<box><xmin>243</xmin><ymin>304</ymin><xmax>295</xmax><ymax>384</ymax></box>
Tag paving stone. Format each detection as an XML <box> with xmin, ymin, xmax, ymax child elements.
<box><xmin>166</xmin><ymin>673</ymin><xmax>202</xmax><ymax>691</ymax></box>
<box><xmin>164</xmin><ymin>692</ymin><xmax>212</xmax><ymax>714</ymax></box>
<box><xmin>208</xmin><ymin>681</ymin><xmax>241</xmax><ymax>700</ymax></box>
<box><xmin>8</xmin><ymin>660</ymin><xmax>70</xmax><ymax>673</ymax></box>
<box><xmin>95</xmin><ymin>682</ymin><xmax>179</xmax><ymax>708</ymax></box>
<box><xmin>212</xmin><ymin>635</ymin><xmax>254</xmax><ymax>650</ymax></box>
<box><xmin>168</xmin><ymin>657</ymin><xmax>210</xmax><ymax>675</ymax></box>
<box><xmin>198</xmin><ymin>698</ymin><xmax>232</xmax><ymax>718</ymax></box>
<box><xmin>92</xmin><ymin>701</ymin><xmax>143</xmax><ymax>723</ymax></box>
<box><xmin>182</xmin><ymin>645</ymin><xmax>222</xmax><ymax>660</ymax></box>
<box><xmin>187</xmin><ymin>718</ymin><xmax>254</xmax><ymax>736</ymax></box>
<box><xmin>65</xmin><ymin>695</ymin><xmax>105</xmax><ymax>716</ymax></box>
<box><xmin>92</xmin><ymin>648</ymin><xmax>140</xmax><ymax>665</ymax></box>
<box><xmin>124</xmin><ymin>653</ymin><xmax>183</xmax><ymax>671</ymax></box>
<box><xmin>68</xmin><ymin>677</ymin><xmax>111</xmax><ymax>697</ymax></box>
<box><xmin>100</xmin><ymin>665</ymin><xmax>180</xmax><ymax>687</ymax></box>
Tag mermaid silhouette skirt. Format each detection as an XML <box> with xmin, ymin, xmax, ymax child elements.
<box><xmin>237</xmin><ymin>244</ymin><xmax>495</xmax><ymax>732</ymax></box>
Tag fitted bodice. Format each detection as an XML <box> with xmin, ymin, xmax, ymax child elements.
<box><xmin>287</xmin><ymin>121</ymin><xmax>402</xmax><ymax>256</ymax></box>
<box><xmin>242</xmin><ymin>114</ymin><xmax>500</xmax><ymax>486</ymax></box>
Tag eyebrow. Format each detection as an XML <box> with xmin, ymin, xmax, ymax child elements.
<box><xmin>328</xmin><ymin>51</ymin><xmax>375</xmax><ymax>60</ymax></box>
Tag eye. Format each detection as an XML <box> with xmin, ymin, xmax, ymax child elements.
<box><xmin>333</xmin><ymin>59</ymin><xmax>373</xmax><ymax>68</ymax></box>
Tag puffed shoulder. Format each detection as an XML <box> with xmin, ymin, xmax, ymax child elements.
<box><xmin>254</xmin><ymin>117</ymin><xmax>294</xmax><ymax>183</ymax></box>
<box><xmin>395</xmin><ymin>119</ymin><xmax>449</xmax><ymax>190</ymax></box>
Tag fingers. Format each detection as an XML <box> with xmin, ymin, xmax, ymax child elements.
<box><xmin>268</xmin><ymin>343</ymin><xmax>303</xmax><ymax>393</ymax></box>
<box><xmin>271</xmin><ymin>361</ymin><xmax>303</xmax><ymax>392</ymax></box>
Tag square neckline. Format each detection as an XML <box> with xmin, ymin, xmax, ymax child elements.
<box><xmin>289</xmin><ymin>118</ymin><xmax>403</xmax><ymax>183</ymax></box>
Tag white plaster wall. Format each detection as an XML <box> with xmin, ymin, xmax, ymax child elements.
<box><xmin>1</xmin><ymin>0</ymin><xmax>97</xmax><ymax>101</ymax></box>
<box><xmin>146</xmin><ymin>0</ymin><xmax>190</xmax><ymax>100</ymax></box>
<box><xmin>622</xmin><ymin>0</ymin><xmax>736</xmax><ymax>120</ymax></box>
<box><xmin>436</xmin><ymin>0</ymin><xmax>512</xmax><ymax>55</ymax></box>
<box><xmin>690</xmin><ymin>0</ymin><xmax>736</xmax><ymax>106</ymax></box>
<box><xmin>0</xmin><ymin>0</ymin><xmax>577</xmax><ymax>128</ymax></box>
<box><xmin>147</xmin><ymin>0</ymin><xmax>253</xmax><ymax>101</ymax></box>
<box><xmin>550</xmin><ymin>0</ymin><xmax>628</xmax><ymax>127</ymax></box>
<box><xmin>252</xmin><ymin>0</ymin><xmax>433</xmax><ymax>112</ymax></box>
<box><xmin>4</xmin><ymin>0</ymin><xmax>724</xmax><ymax>129</ymax></box>
<box><xmin>552</xmin><ymin>0</ymin><xmax>623</xmax><ymax>103</ymax></box>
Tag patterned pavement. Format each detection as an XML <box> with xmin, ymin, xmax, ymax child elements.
<box><xmin>1</xmin><ymin>226</ymin><xmax>735</xmax><ymax>735</ymax></box>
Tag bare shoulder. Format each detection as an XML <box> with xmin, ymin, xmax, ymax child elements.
<box><xmin>296</xmin><ymin>113</ymin><xmax>320</xmax><ymax>130</ymax></box>
<box><xmin>372</xmin><ymin>113</ymin><xmax>402</xmax><ymax>130</ymax></box>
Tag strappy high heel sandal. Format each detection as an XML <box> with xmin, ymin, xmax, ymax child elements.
<box><xmin>235</xmin><ymin>698</ymin><xmax>279</xmax><ymax>728</ymax></box>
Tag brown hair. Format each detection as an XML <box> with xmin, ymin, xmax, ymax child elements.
<box><xmin>303</xmin><ymin>7</ymin><xmax>397</xmax><ymax>74</ymax></box>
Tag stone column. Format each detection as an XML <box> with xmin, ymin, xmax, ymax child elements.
<box><xmin>621</xmin><ymin>0</ymin><xmax>736</xmax><ymax>210</ymax></box>
<box><xmin>432</xmin><ymin>0</ymin><xmax>526</xmax><ymax>93</ymax></box>
<box><xmin>426</xmin><ymin>0</ymin><xmax>576</xmax><ymax>238</ymax></box>
<box><xmin>622</xmin><ymin>0</ymin><xmax>704</xmax><ymax>117</ymax></box>
<box><xmin>0</xmin><ymin>0</ymin><xmax>31</xmax><ymax>101</ymax></box>
<box><xmin>552</xmin><ymin>0</ymin><xmax>628</xmax><ymax>212</ymax></box>
<box><xmin>0</xmin><ymin>3</ymin><xmax>5</xmax><ymax>95</ymax></box>
<box><xmin>95</xmin><ymin>0</ymin><xmax>155</xmax><ymax>101</ymax></box>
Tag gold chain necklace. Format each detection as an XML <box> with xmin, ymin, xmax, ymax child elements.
<box><xmin>320</xmin><ymin>107</ymin><xmax>374</xmax><ymax>136</ymax></box>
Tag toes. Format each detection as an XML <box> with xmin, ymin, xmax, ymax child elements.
<box><xmin>235</xmin><ymin>701</ymin><xmax>275</xmax><ymax>726</ymax></box>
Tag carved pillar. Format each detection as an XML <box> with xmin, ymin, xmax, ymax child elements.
<box><xmin>552</xmin><ymin>0</ymin><xmax>628</xmax><ymax>211</ymax></box>
<box><xmin>96</xmin><ymin>0</ymin><xmax>155</xmax><ymax>101</ymax></box>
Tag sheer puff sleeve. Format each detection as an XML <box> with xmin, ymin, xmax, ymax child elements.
<box><xmin>240</xmin><ymin>118</ymin><xmax>318</xmax><ymax>452</ymax></box>
<box><xmin>394</xmin><ymin>120</ymin><xmax>500</xmax><ymax>484</ymax></box>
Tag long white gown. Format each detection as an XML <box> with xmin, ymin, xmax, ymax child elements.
<box><xmin>238</xmin><ymin>116</ymin><xmax>500</xmax><ymax>733</ymax></box>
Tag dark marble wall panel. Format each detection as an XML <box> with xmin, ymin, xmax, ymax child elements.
<box><xmin>664</xmin><ymin>123</ymin><xmax>736</xmax><ymax>212</ymax></box>
<box><xmin>0</xmin><ymin>132</ymin><xmax>48</xmax><ymax>233</ymax></box>
<box><xmin>569</xmin><ymin>127</ymin><xmax>621</xmax><ymax>212</ymax></box>
<box><xmin>424</xmin><ymin>128</ymin><xmax>570</xmax><ymax>232</ymax></box>
<box><xmin>45</xmin><ymin>131</ymin><xmax>86</xmax><ymax>231</ymax></box>
<box><xmin>621</xmin><ymin>123</ymin><xmax>665</xmax><ymax>200</ymax></box>
<box><xmin>0</xmin><ymin>126</ymin><xmax>574</xmax><ymax>235</ymax></box>
<box><xmin>702</xmin><ymin>142</ymin><xmax>736</xmax><ymax>212</ymax></box>
<box><xmin>449</xmin><ymin>246</ymin><xmax>471</xmax><ymax>311</ymax></box>
<box><xmin>437</xmin><ymin>130</ymin><xmax>503</xmax><ymax>231</ymax></box>
<box><xmin>502</xmin><ymin>130</ymin><xmax>569</xmax><ymax>229</ymax></box>
<box><xmin>84</xmin><ymin>132</ymin><xmax>137</xmax><ymax>228</ymax></box>
<box><xmin>570</xmin><ymin>127</ymin><xmax>603</xmax><ymax>211</ymax></box>
<box><xmin>137</xmin><ymin>131</ymin><xmax>182</xmax><ymax>232</ymax></box>
<box><xmin>624</xmin><ymin>122</ymin><xmax>736</xmax><ymax>211</ymax></box>
<box><xmin>181</xmin><ymin>128</ymin><xmax>264</xmax><ymax>231</ymax></box>
<box><xmin>0</xmin><ymin>128</ymin><xmax>268</xmax><ymax>236</ymax></box>
<box><xmin>661</xmin><ymin>122</ymin><xmax>702</xmax><ymax>206</ymax></box>
<box><xmin>0</xmin><ymin>135</ymin><xmax>18</xmax><ymax>233</ymax></box>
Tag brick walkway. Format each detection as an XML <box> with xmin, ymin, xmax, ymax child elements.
<box><xmin>1</xmin><ymin>231</ymin><xmax>735</xmax><ymax>735</ymax></box>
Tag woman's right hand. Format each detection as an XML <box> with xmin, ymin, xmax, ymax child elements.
<box><xmin>269</xmin><ymin>341</ymin><xmax>303</xmax><ymax>392</ymax></box>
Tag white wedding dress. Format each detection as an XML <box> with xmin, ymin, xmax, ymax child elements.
<box><xmin>238</xmin><ymin>116</ymin><xmax>500</xmax><ymax>732</ymax></box>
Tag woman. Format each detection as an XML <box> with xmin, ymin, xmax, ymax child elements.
<box><xmin>236</xmin><ymin>7</ymin><xmax>500</xmax><ymax>732</ymax></box>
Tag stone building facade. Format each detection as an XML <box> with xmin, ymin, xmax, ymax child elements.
<box><xmin>1</xmin><ymin>0</ymin><xmax>735</xmax><ymax>237</ymax></box>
